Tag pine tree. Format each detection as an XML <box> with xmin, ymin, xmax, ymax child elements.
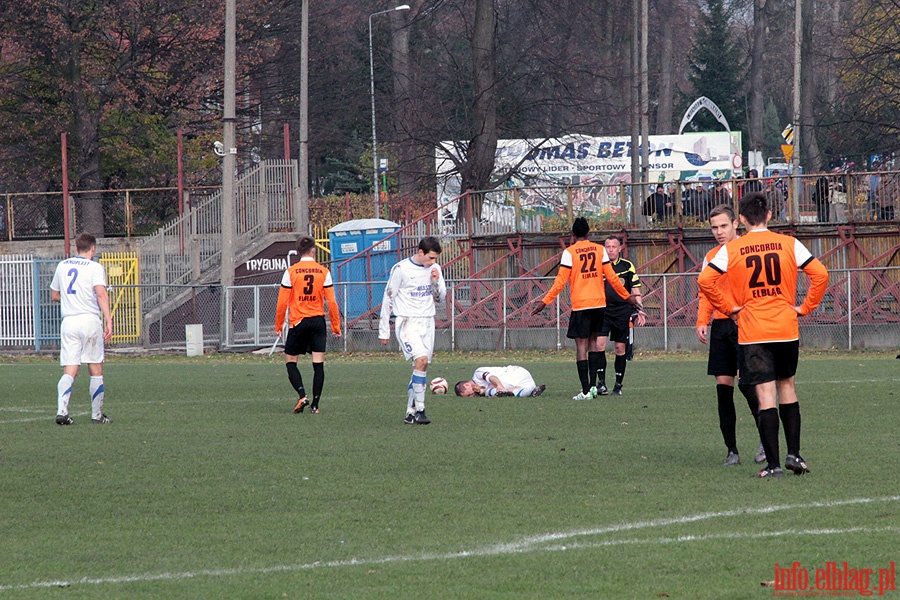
<box><xmin>686</xmin><ymin>0</ymin><xmax>746</xmax><ymax>133</ymax></box>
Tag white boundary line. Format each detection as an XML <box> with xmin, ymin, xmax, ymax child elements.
<box><xmin>2</xmin><ymin>495</ymin><xmax>898</xmax><ymax>592</ymax></box>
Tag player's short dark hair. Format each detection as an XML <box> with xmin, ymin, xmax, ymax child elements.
<box><xmin>454</xmin><ymin>381</ymin><xmax>467</xmax><ymax>396</ymax></box>
<box><xmin>709</xmin><ymin>204</ymin><xmax>736</xmax><ymax>222</ymax></box>
<box><xmin>75</xmin><ymin>233</ymin><xmax>96</xmax><ymax>253</ymax></box>
<box><xmin>418</xmin><ymin>236</ymin><xmax>442</xmax><ymax>255</ymax></box>
<box><xmin>604</xmin><ymin>235</ymin><xmax>623</xmax><ymax>246</ymax></box>
<box><xmin>739</xmin><ymin>192</ymin><xmax>769</xmax><ymax>225</ymax></box>
<box><xmin>297</xmin><ymin>236</ymin><xmax>316</xmax><ymax>256</ymax></box>
<box><xmin>572</xmin><ymin>217</ymin><xmax>590</xmax><ymax>238</ymax></box>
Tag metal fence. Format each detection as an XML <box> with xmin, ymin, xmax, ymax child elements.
<box><xmin>2</xmin><ymin>265</ymin><xmax>895</xmax><ymax>353</ymax></box>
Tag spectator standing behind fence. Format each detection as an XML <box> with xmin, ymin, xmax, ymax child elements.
<box><xmin>765</xmin><ymin>178</ymin><xmax>786</xmax><ymax>220</ymax></box>
<box><xmin>379</xmin><ymin>236</ymin><xmax>447</xmax><ymax>425</ymax></box>
<box><xmin>813</xmin><ymin>176</ymin><xmax>830</xmax><ymax>223</ymax></box>
<box><xmin>49</xmin><ymin>233</ymin><xmax>113</xmax><ymax>425</ymax></box>
<box><xmin>682</xmin><ymin>182</ymin><xmax>699</xmax><ymax>218</ymax></box>
<box><xmin>698</xmin><ymin>192</ymin><xmax>829</xmax><ymax>478</ymax></box>
<box><xmin>275</xmin><ymin>236</ymin><xmax>342</xmax><ymax>415</ymax></box>
<box><xmin>531</xmin><ymin>218</ymin><xmax>641</xmax><ymax>400</ymax></box>
<box><xmin>642</xmin><ymin>184</ymin><xmax>672</xmax><ymax>222</ymax></box>
<box><xmin>829</xmin><ymin>168</ymin><xmax>849</xmax><ymax>223</ymax></box>
<box><xmin>740</xmin><ymin>169</ymin><xmax>764</xmax><ymax>197</ymax></box>
<box><xmin>710</xmin><ymin>180</ymin><xmax>731</xmax><ymax>207</ymax></box>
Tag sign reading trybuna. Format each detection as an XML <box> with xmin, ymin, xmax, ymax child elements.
<box><xmin>244</xmin><ymin>257</ymin><xmax>290</xmax><ymax>272</ymax></box>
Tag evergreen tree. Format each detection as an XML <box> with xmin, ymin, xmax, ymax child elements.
<box><xmin>686</xmin><ymin>0</ymin><xmax>746</xmax><ymax>134</ymax></box>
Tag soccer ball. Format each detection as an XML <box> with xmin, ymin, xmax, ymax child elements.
<box><xmin>430</xmin><ymin>377</ymin><xmax>449</xmax><ymax>395</ymax></box>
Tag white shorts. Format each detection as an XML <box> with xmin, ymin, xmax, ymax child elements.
<box><xmin>500</xmin><ymin>366</ymin><xmax>536</xmax><ymax>390</ymax></box>
<box><xmin>60</xmin><ymin>314</ymin><xmax>105</xmax><ymax>366</ymax></box>
<box><xmin>394</xmin><ymin>316</ymin><xmax>435</xmax><ymax>362</ymax></box>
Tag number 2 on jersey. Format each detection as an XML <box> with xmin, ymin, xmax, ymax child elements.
<box><xmin>746</xmin><ymin>253</ymin><xmax>782</xmax><ymax>287</ymax></box>
<box><xmin>578</xmin><ymin>252</ymin><xmax>597</xmax><ymax>274</ymax></box>
<box><xmin>66</xmin><ymin>268</ymin><xmax>79</xmax><ymax>294</ymax></box>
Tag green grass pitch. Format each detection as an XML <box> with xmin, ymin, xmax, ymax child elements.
<box><xmin>1</xmin><ymin>351</ymin><xmax>898</xmax><ymax>598</ymax></box>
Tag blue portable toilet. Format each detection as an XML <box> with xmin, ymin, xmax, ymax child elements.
<box><xmin>328</xmin><ymin>219</ymin><xmax>401</xmax><ymax>320</ymax></box>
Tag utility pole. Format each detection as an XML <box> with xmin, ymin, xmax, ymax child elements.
<box><xmin>296</xmin><ymin>0</ymin><xmax>310</xmax><ymax>233</ymax></box>
<box><xmin>630</xmin><ymin>0</ymin><xmax>641</xmax><ymax>224</ymax></box>
<box><xmin>790</xmin><ymin>0</ymin><xmax>802</xmax><ymax>221</ymax></box>
<box><xmin>222</xmin><ymin>0</ymin><xmax>236</xmax><ymax>288</ymax></box>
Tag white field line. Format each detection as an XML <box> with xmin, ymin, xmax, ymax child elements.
<box><xmin>0</xmin><ymin>409</ymin><xmax>88</xmax><ymax>424</ymax></box>
<box><xmin>1</xmin><ymin>495</ymin><xmax>898</xmax><ymax>592</ymax></box>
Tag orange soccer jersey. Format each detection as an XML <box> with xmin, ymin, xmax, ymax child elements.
<box><xmin>696</xmin><ymin>244</ymin><xmax>738</xmax><ymax>327</ymax></box>
<box><xmin>275</xmin><ymin>257</ymin><xmax>341</xmax><ymax>334</ymax></box>
<box><xmin>698</xmin><ymin>228</ymin><xmax>829</xmax><ymax>344</ymax></box>
<box><xmin>541</xmin><ymin>239</ymin><xmax>631</xmax><ymax>311</ymax></box>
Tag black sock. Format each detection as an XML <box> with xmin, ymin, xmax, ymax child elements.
<box><xmin>779</xmin><ymin>402</ymin><xmax>801</xmax><ymax>457</ymax></box>
<box><xmin>716</xmin><ymin>384</ymin><xmax>738</xmax><ymax>453</ymax></box>
<box><xmin>757</xmin><ymin>408</ymin><xmax>780</xmax><ymax>469</ymax></box>
<box><xmin>614</xmin><ymin>354</ymin><xmax>627</xmax><ymax>386</ymax></box>
<box><xmin>312</xmin><ymin>362</ymin><xmax>325</xmax><ymax>408</ymax></box>
<box><xmin>576</xmin><ymin>360</ymin><xmax>590</xmax><ymax>394</ymax></box>
<box><xmin>286</xmin><ymin>362</ymin><xmax>305</xmax><ymax>397</ymax></box>
<box><xmin>738</xmin><ymin>383</ymin><xmax>759</xmax><ymax>420</ymax></box>
<box><xmin>588</xmin><ymin>352</ymin><xmax>603</xmax><ymax>387</ymax></box>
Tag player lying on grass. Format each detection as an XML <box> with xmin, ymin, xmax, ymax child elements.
<box><xmin>454</xmin><ymin>365</ymin><xmax>546</xmax><ymax>397</ymax></box>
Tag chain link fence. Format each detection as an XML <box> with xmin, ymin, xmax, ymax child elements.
<box><xmin>2</xmin><ymin>269</ymin><xmax>896</xmax><ymax>353</ymax></box>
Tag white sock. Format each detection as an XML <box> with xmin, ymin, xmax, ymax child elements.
<box><xmin>57</xmin><ymin>374</ymin><xmax>75</xmax><ymax>416</ymax></box>
<box><xmin>406</xmin><ymin>380</ymin><xmax>415</xmax><ymax>413</ymax></box>
<box><xmin>412</xmin><ymin>370</ymin><xmax>427</xmax><ymax>412</ymax></box>
<box><xmin>90</xmin><ymin>376</ymin><xmax>105</xmax><ymax>419</ymax></box>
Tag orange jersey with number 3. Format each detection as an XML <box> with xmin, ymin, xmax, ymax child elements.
<box><xmin>275</xmin><ymin>257</ymin><xmax>341</xmax><ymax>334</ymax></box>
<box><xmin>698</xmin><ymin>229</ymin><xmax>829</xmax><ymax>344</ymax></box>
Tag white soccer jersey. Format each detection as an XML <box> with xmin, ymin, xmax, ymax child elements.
<box><xmin>378</xmin><ymin>257</ymin><xmax>447</xmax><ymax>339</ymax></box>
<box><xmin>473</xmin><ymin>366</ymin><xmax>535</xmax><ymax>390</ymax></box>
<box><xmin>50</xmin><ymin>257</ymin><xmax>107</xmax><ymax>319</ymax></box>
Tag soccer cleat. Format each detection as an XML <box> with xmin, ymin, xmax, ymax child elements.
<box><xmin>530</xmin><ymin>384</ymin><xmax>546</xmax><ymax>397</ymax></box>
<box><xmin>494</xmin><ymin>390</ymin><xmax>514</xmax><ymax>397</ymax></box>
<box><xmin>403</xmin><ymin>413</ymin><xmax>415</xmax><ymax>425</ymax></box>
<box><xmin>596</xmin><ymin>384</ymin><xmax>609</xmax><ymax>396</ymax></box>
<box><xmin>572</xmin><ymin>391</ymin><xmax>592</xmax><ymax>400</ymax></box>
<box><xmin>756</xmin><ymin>466</ymin><xmax>785</xmax><ymax>478</ymax></box>
<box><xmin>293</xmin><ymin>397</ymin><xmax>309</xmax><ymax>414</ymax></box>
<box><xmin>612</xmin><ymin>384</ymin><xmax>623</xmax><ymax>396</ymax></box>
<box><xmin>724</xmin><ymin>451</ymin><xmax>741</xmax><ymax>466</ymax></box>
<box><xmin>56</xmin><ymin>414</ymin><xmax>73</xmax><ymax>426</ymax></box>
<box><xmin>785</xmin><ymin>454</ymin><xmax>810</xmax><ymax>475</ymax></box>
<box><xmin>309</xmin><ymin>407</ymin><xmax>320</xmax><ymax>414</ymax></box>
<box><xmin>413</xmin><ymin>411</ymin><xmax>431</xmax><ymax>425</ymax></box>
<box><xmin>755</xmin><ymin>443</ymin><xmax>767</xmax><ymax>464</ymax></box>
<box><xmin>92</xmin><ymin>414</ymin><xmax>112</xmax><ymax>424</ymax></box>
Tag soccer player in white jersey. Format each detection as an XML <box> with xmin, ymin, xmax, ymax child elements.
<box><xmin>379</xmin><ymin>236</ymin><xmax>447</xmax><ymax>425</ymax></box>
<box><xmin>49</xmin><ymin>233</ymin><xmax>114</xmax><ymax>425</ymax></box>
<box><xmin>454</xmin><ymin>366</ymin><xmax>546</xmax><ymax>397</ymax></box>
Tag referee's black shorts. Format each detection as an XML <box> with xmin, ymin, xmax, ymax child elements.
<box><xmin>284</xmin><ymin>315</ymin><xmax>327</xmax><ymax>355</ymax></box>
<box><xmin>707</xmin><ymin>318</ymin><xmax>744</xmax><ymax>377</ymax></box>
<box><xmin>599</xmin><ymin>309</ymin><xmax>631</xmax><ymax>343</ymax></box>
<box><xmin>566</xmin><ymin>307</ymin><xmax>605</xmax><ymax>339</ymax></box>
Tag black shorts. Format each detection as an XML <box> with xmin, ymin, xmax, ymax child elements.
<box><xmin>566</xmin><ymin>307</ymin><xmax>606</xmax><ymax>339</ymax></box>
<box><xmin>284</xmin><ymin>316</ymin><xmax>327</xmax><ymax>355</ymax></box>
<box><xmin>599</xmin><ymin>309</ymin><xmax>631</xmax><ymax>343</ymax></box>
<box><xmin>740</xmin><ymin>340</ymin><xmax>800</xmax><ymax>385</ymax></box>
<box><xmin>707</xmin><ymin>318</ymin><xmax>744</xmax><ymax>377</ymax></box>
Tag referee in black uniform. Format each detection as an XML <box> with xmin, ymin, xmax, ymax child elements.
<box><xmin>591</xmin><ymin>235</ymin><xmax>645</xmax><ymax>396</ymax></box>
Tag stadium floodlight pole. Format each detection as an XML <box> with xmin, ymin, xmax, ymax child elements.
<box><xmin>369</xmin><ymin>4</ymin><xmax>410</xmax><ymax>220</ymax></box>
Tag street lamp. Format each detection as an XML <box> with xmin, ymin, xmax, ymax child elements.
<box><xmin>369</xmin><ymin>4</ymin><xmax>410</xmax><ymax>220</ymax></box>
